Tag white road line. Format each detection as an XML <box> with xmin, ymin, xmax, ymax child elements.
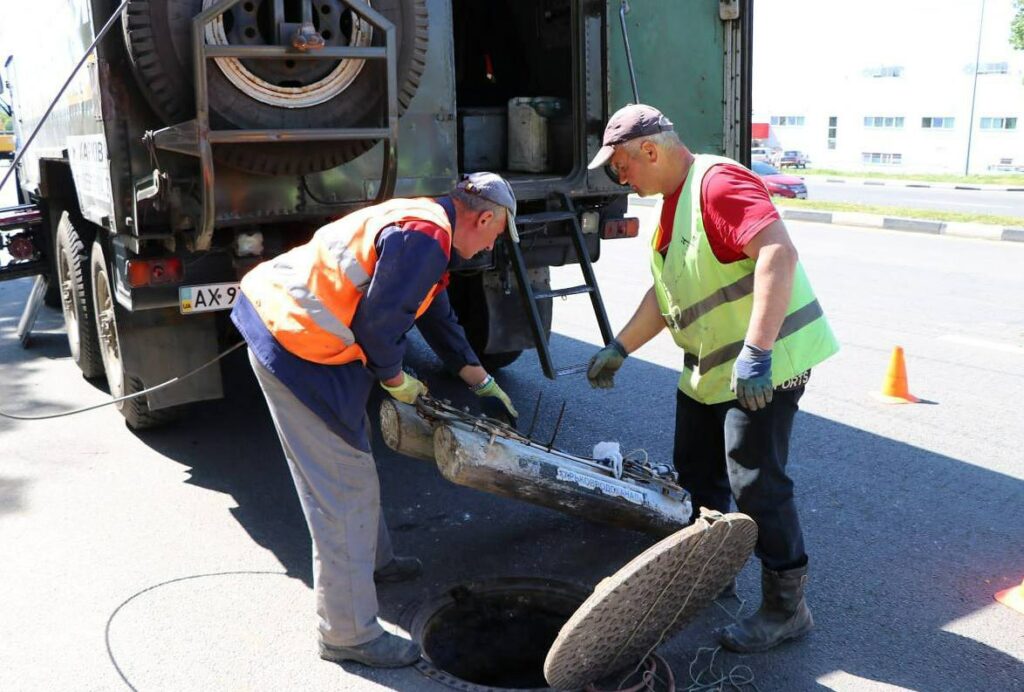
<box><xmin>940</xmin><ymin>334</ymin><xmax>1024</xmax><ymax>355</ymax></box>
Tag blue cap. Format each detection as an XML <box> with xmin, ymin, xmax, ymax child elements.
<box><xmin>457</xmin><ymin>172</ymin><xmax>519</xmax><ymax>242</ymax></box>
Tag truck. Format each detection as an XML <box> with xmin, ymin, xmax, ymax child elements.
<box><xmin>0</xmin><ymin>0</ymin><xmax>752</xmax><ymax>429</ymax></box>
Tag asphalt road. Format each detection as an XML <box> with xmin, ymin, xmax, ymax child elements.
<box><xmin>801</xmin><ymin>177</ymin><xmax>1024</xmax><ymax>219</ymax></box>
<box><xmin>1</xmin><ymin>196</ymin><xmax>1022</xmax><ymax>691</ymax></box>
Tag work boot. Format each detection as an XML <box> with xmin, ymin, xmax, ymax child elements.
<box><xmin>718</xmin><ymin>564</ymin><xmax>813</xmax><ymax>652</ymax></box>
<box><xmin>374</xmin><ymin>555</ymin><xmax>423</xmax><ymax>584</ymax></box>
<box><xmin>319</xmin><ymin>632</ymin><xmax>421</xmax><ymax>668</ymax></box>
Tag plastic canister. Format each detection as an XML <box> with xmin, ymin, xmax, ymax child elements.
<box><xmin>508</xmin><ymin>97</ymin><xmax>566</xmax><ymax>173</ymax></box>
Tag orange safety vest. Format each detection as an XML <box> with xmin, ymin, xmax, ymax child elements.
<box><xmin>241</xmin><ymin>198</ymin><xmax>453</xmax><ymax>365</ymax></box>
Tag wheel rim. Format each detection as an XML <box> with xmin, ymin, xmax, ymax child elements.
<box><xmin>203</xmin><ymin>0</ymin><xmax>373</xmax><ymax>109</ymax></box>
<box><xmin>93</xmin><ymin>261</ymin><xmax>125</xmax><ymax>400</ymax></box>
<box><xmin>56</xmin><ymin>241</ymin><xmax>80</xmax><ymax>358</ymax></box>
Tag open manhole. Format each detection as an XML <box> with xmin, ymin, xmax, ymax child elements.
<box><xmin>405</xmin><ymin>511</ymin><xmax>757</xmax><ymax>691</ymax></box>
<box><xmin>406</xmin><ymin>577</ymin><xmax>588</xmax><ymax>691</ymax></box>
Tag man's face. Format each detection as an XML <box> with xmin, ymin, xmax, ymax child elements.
<box><xmin>608</xmin><ymin>141</ymin><xmax>658</xmax><ymax>196</ymax></box>
<box><xmin>454</xmin><ymin>209</ymin><xmax>507</xmax><ymax>259</ymax></box>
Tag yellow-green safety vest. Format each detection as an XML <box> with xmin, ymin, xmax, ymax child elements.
<box><xmin>650</xmin><ymin>154</ymin><xmax>839</xmax><ymax>404</ymax></box>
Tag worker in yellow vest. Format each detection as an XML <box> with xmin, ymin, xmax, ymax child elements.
<box><xmin>232</xmin><ymin>173</ymin><xmax>520</xmax><ymax>668</ymax></box>
<box><xmin>586</xmin><ymin>105</ymin><xmax>839</xmax><ymax>653</ymax></box>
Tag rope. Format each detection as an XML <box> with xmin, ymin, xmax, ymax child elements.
<box><xmin>683</xmin><ymin>646</ymin><xmax>759</xmax><ymax>692</ymax></box>
<box><xmin>585</xmin><ymin>653</ymin><xmax>676</xmax><ymax>692</ymax></box>
<box><xmin>0</xmin><ymin>342</ymin><xmax>245</xmax><ymax>420</ymax></box>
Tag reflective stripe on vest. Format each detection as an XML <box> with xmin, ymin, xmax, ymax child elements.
<box><xmin>650</xmin><ymin>154</ymin><xmax>839</xmax><ymax>404</ymax></box>
<box><xmin>241</xmin><ymin>198</ymin><xmax>453</xmax><ymax>365</ymax></box>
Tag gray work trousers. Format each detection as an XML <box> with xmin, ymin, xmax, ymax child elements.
<box><xmin>248</xmin><ymin>349</ymin><xmax>394</xmax><ymax>647</ymax></box>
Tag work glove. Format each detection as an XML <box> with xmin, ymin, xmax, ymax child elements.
<box><xmin>731</xmin><ymin>342</ymin><xmax>774</xmax><ymax>411</ymax></box>
<box><xmin>586</xmin><ymin>339</ymin><xmax>628</xmax><ymax>389</ymax></box>
<box><xmin>381</xmin><ymin>371</ymin><xmax>428</xmax><ymax>405</ymax></box>
<box><xmin>473</xmin><ymin>375</ymin><xmax>519</xmax><ymax>421</ymax></box>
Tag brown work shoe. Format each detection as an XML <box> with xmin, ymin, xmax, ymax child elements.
<box><xmin>374</xmin><ymin>555</ymin><xmax>423</xmax><ymax>584</ymax></box>
<box><xmin>319</xmin><ymin>632</ymin><xmax>421</xmax><ymax>668</ymax></box>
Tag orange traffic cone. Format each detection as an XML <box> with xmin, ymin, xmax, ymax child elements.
<box><xmin>872</xmin><ymin>346</ymin><xmax>920</xmax><ymax>404</ymax></box>
<box><xmin>996</xmin><ymin>579</ymin><xmax>1024</xmax><ymax>614</ymax></box>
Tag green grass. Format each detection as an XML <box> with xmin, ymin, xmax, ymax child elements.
<box><xmin>792</xmin><ymin>167</ymin><xmax>1024</xmax><ymax>186</ymax></box>
<box><xmin>774</xmin><ymin>197</ymin><xmax>1024</xmax><ymax>228</ymax></box>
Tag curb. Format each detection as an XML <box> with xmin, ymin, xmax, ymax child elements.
<box><xmin>779</xmin><ymin>208</ymin><xmax>1023</xmax><ymax>243</ymax></box>
<box><xmin>807</xmin><ymin>175</ymin><xmax>1024</xmax><ymax>192</ymax></box>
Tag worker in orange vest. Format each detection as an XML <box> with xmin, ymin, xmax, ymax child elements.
<box><xmin>231</xmin><ymin>173</ymin><xmax>520</xmax><ymax>668</ymax></box>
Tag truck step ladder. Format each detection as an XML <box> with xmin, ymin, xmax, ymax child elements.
<box><xmin>506</xmin><ymin>193</ymin><xmax>614</xmax><ymax>379</ymax></box>
<box><xmin>0</xmin><ymin>204</ymin><xmax>50</xmax><ymax>347</ymax></box>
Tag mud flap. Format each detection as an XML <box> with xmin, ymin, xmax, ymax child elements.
<box><xmin>115</xmin><ymin>307</ymin><xmax>224</xmax><ymax>410</ymax></box>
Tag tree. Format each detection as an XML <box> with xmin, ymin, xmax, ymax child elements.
<box><xmin>1013</xmin><ymin>0</ymin><xmax>1024</xmax><ymax>50</ymax></box>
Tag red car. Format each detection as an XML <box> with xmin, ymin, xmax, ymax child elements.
<box><xmin>752</xmin><ymin>161</ymin><xmax>807</xmax><ymax>199</ymax></box>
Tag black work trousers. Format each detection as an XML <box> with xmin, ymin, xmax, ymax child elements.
<box><xmin>673</xmin><ymin>386</ymin><xmax>808</xmax><ymax>571</ymax></box>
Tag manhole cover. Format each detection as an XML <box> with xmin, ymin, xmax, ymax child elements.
<box><xmin>543</xmin><ymin>510</ymin><xmax>757</xmax><ymax>689</ymax></box>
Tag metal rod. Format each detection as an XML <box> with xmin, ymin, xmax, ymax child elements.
<box><xmin>964</xmin><ymin>0</ymin><xmax>987</xmax><ymax>175</ymax></box>
<box><xmin>526</xmin><ymin>391</ymin><xmax>543</xmax><ymax>439</ymax></box>
<box><xmin>204</xmin><ymin>45</ymin><xmax>387</xmax><ymax>59</ymax></box>
<box><xmin>547</xmin><ymin>401</ymin><xmax>567</xmax><ymax>450</ymax></box>
<box><xmin>209</xmin><ymin>128</ymin><xmax>390</xmax><ymax>143</ymax></box>
<box><xmin>618</xmin><ymin>1</ymin><xmax>639</xmax><ymax>103</ymax></box>
<box><xmin>0</xmin><ymin>0</ymin><xmax>129</xmax><ymax>195</ymax></box>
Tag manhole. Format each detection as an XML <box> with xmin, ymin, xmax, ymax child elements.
<box><xmin>406</xmin><ymin>578</ymin><xmax>589</xmax><ymax>691</ymax></box>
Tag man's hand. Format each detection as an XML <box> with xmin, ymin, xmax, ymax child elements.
<box><xmin>381</xmin><ymin>371</ymin><xmax>428</xmax><ymax>404</ymax></box>
<box><xmin>587</xmin><ymin>339</ymin><xmax>628</xmax><ymax>389</ymax></box>
<box><xmin>473</xmin><ymin>375</ymin><xmax>518</xmax><ymax>420</ymax></box>
<box><xmin>731</xmin><ymin>343</ymin><xmax>774</xmax><ymax>410</ymax></box>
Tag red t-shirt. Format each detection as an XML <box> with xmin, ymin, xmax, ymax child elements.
<box><xmin>657</xmin><ymin>163</ymin><xmax>780</xmax><ymax>263</ymax></box>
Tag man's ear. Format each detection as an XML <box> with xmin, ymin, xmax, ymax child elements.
<box><xmin>642</xmin><ymin>140</ymin><xmax>658</xmax><ymax>162</ymax></box>
<box><xmin>477</xmin><ymin>210</ymin><xmax>495</xmax><ymax>228</ymax></box>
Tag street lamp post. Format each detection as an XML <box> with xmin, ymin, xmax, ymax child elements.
<box><xmin>964</xmin><ymin>0</ymin><xmax>987</xmax><ymax>176</ymax></box>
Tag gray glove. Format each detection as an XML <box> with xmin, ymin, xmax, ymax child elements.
<box><xmin>587</xmin><ymin>339</ymin><xmax>628</xmax><ymax>389</ymax></box>
<box><xmin>731</xmin><ymin>342</ymin><xmax>774</xmax><ymax>410</ymax></box>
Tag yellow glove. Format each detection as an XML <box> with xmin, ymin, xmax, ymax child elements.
<box><xmin>473</xmin><ymin>375</ymin><xmax>519</xmax><ymax>419</ymax></box>
<box><xmin>381</xmin><ymin>372</ymin><xmax>428</xmax><ymax>404</ymax></box>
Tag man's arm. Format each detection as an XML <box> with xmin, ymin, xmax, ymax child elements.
<box><xmin>586</xmin><ymin>286</ymin><xmax>665</xmax><ymax>389</ymax></box>
<box><xmin>741</xmin><ymin>219</ymin><xmax>798</xmax><ymax>349</ymax></box>
<box><xmin>351</xmin><ymin>226</ymin><xmax>448</xmax><ymax>385</ymax></box>
<box><xmin>416</xmin><ymin>288</ymin><xmax>487</xmax><ymax>387</ymax></box>
<box><xmin>616</xmin><ymin>286</ymin><xmax>667</xmax><ymax>354</ymax></box>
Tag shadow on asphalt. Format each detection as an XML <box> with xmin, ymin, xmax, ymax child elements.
<box><xmin>4</xmin><ymin>289</ymin><xmax>1022</xmax><ymax>690</ymax></box>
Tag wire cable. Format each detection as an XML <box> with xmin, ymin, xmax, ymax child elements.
<box><xmin>0</xmin><ymin>342</ymin><xmax>245</xmax><ymax>421</ymax></box>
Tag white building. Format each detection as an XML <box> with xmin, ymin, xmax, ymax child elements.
<box><xmin>753</xmin><ymin>0</ymin><xmax>1024</xmax><ymax>175</ymax></box>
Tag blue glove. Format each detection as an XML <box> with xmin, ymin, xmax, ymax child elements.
<box><xmin>731</xmin><ymin>343</ymin><xmax>774</xmax><ymax>411</ymax></box>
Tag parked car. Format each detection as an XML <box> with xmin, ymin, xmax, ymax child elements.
<box><xmin>751</xmin><ymin>161</ymin><xmax>807</xmax><ymax>199</ymax></box>
<box><xmin>780</xmin><ymin>150</ymin><xmax>810</xmax><ymax>169</ymax></box>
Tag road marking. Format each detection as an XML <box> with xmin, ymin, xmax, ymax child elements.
<box><xmin>940</xmin><ymin>334</ymin><xmax>1024</xmax><ymax>354</ymax></box>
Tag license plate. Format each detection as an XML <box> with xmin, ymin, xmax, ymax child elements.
<box><xmin>179</xmin><ymin>283</ymin><xmax>240</xmax><ymax>314</ymax></box>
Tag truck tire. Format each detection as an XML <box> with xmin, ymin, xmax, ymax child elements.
<box><xmin>90</xmin><ymin>240</ymin><xmax>181</xmax><ymax>430</ymax></box>
<box><xmin>123</xmin><ymin>0</ymin><xmax>428</xmax><ymax>175</ymax></box>
<box><xmin>55</xmin><ymin>213</ymin><xmax>104</xmax><ymax>379</ymax></box>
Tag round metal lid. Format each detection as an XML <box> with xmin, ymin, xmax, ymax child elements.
<box><xmin>543</xmin><ymin>510</ymin><xmax>757</xmax><ymax>690</ymax></box>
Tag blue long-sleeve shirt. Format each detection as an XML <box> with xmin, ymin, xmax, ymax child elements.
<box><xmin>231</xmin><ymin>197</ymin><xmax>479</xmax><ymax>452</ymax></box>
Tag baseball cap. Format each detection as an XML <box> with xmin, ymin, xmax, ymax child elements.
<box><xmin>457</xmin><ymin>172</ymin><xmax>519</xmax><ymax>242</ymax></box>
<box><xmin>587</xmin><ymin>104</ymin><xmax>675</xmax><ymax>170</ymax></box>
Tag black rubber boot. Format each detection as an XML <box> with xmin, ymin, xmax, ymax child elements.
<box><xmin>718</xmin><ymin>564</ymin><xmax>813</xmax><ymax>652</ymax></box>
<box><xmin>319</xmin><ymin>632</ymin><xmax>421</xmax><ymax>668</ymax></box>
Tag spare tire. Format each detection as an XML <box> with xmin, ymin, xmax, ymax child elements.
<box><xmin>123</xmin><ymin>0</ymin><xmax>428</xmax><ymax>175</ymax></box>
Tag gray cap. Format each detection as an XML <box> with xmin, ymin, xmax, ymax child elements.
<box><xmin>587</xmin><ymin>104</ymin><xmax>675</xmax><ymax>170</ymax></box>
<box><xmin>457</xmin><ymin>172</ymin><xmax>519</xmax><ymax>242</ymax></box>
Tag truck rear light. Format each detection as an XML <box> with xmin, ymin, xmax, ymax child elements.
<box><xmin>234</xmin><ymin>231</ymin><xmax>264</xmax><ymax>257</ymax></box>
<box><xmin>7</xmin><ymin>232</ymin><xmax>37</xmax><ymax>260</ymax></box>
<box><xmin>601</xmin><ymin>217</ymin><xmax>640</xmax><ymax>240</ymax></box>
<box><xmin>580</xmin><ymin>211</ymin><xmax>600</xmax><ymax>234</ymax></box>
<box><xmin>126</xmin><ymin>258</ymin><xmax>183</xmax><ymax>287</ymax></box>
